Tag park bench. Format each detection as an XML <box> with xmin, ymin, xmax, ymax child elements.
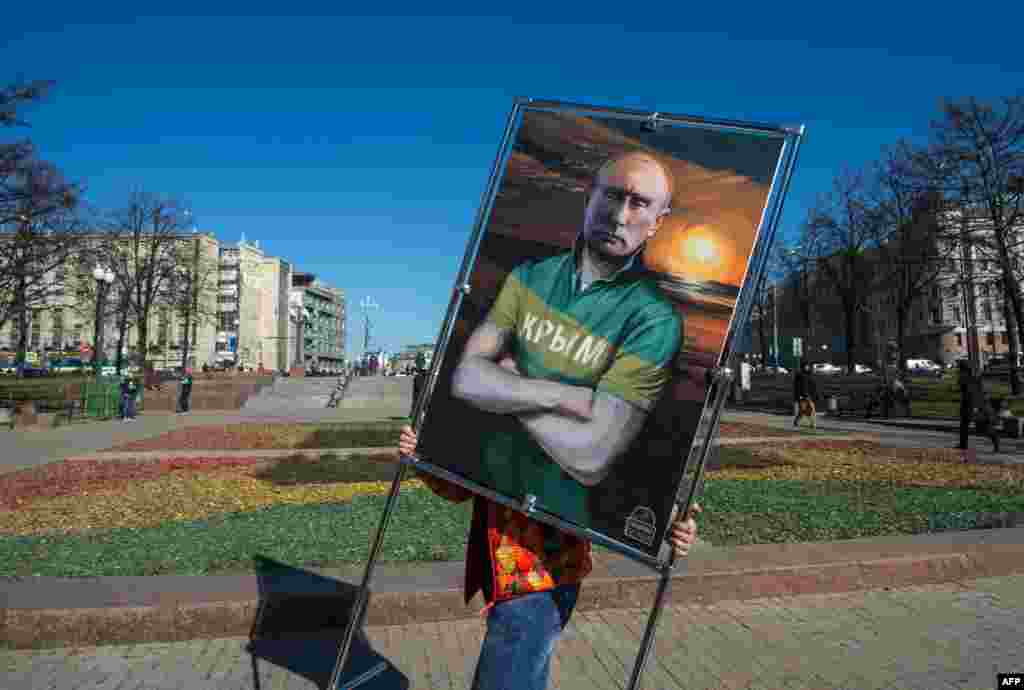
<box><xmin>826</xmin><ymin>386</ymin><xmax>910</xmax><ymax>419</ymax></box>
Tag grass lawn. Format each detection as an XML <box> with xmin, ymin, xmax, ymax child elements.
<box><xmin>907</xmin><ymin>377</ymin><xmax>1024</xmax><ymax>418</ymax></box>
<box><xmin>3</xmin><ymin>442</ymin><xmax>1024</xmax><ymax>577</ymax></box>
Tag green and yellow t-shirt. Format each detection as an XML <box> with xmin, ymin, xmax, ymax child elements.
<box><xmin>479</xmin><ymin>243</ymin><xmax>682</xmax><ymax>528</ymax></box>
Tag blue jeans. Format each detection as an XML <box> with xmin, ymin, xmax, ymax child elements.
<box><xmin>471</xmin><ymin>584</ymin><xmax>580</xmax><ymax>690</ymax></box>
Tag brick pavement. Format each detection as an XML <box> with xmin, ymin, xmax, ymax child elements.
<box><xmin>3</xmin><ymin>574</ymin><xmax>1020</xmax><ymax>689</ymax></box>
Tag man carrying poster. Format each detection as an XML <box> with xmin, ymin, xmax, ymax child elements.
<box><xmin>451</xmin><ymin>151</ymin><xmax>683</xmax><ymax>529</ymax></box>
<box><xmin>398</xmin><ymin>425</ymin><xmax>701</xmax><ymax>690</ymax></box>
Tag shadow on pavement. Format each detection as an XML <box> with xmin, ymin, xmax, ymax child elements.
<box><xmin>246</xmin><ymin>555</ymin><xmax>409</xmax><ymax>689</ymax></box>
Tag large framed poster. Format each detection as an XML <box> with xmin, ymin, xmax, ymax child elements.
<box><xmin>414</xmin><ymin>98</ymin><xmax>801</xmax><ymax>564</ymax></box>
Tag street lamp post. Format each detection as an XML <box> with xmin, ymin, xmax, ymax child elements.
<box><xmin>772</xmin><ymin>282</ymin><xmax>779</xmax><ymax>368</ymax></box>
<box><xmin>92</xmin><ymin>265</ymin><xmax>115</xmax><ymax>378</ymax></box>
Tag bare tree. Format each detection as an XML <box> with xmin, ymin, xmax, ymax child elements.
<box><xmin>0</xmin><ymin>80</ymin><xmax>83</xmax><ymax>375</ymax></box>
<box><xmin>103</xmin><ymin>192</ymin><xmax>192</xmax><ymax>369</ymax></box>
<box><xmin>870</xmin><ymin>141</ymin><xmax>953</xmax><ymax>374</ymax></box>
<box><xmin>750</xmin><ymin>271</ymin><xmax>771</xmax><ymax>367</ymax></box>
<box><xmin>0</xmin><ymin>161</ymin><xmax>82</xmax><ymax>375</ymax></box>
<box><xmin>67</xmin><ymin>239</ymin><xmax>133</xmax><ymax>373</ymax></box>
<box><xmin>798</xmin><ymin>168</ymin><xmax>885</xmax><ymax>373</ymax></box>
<box><xmin>164</xmin><ymin>231</ymin><xmax>219</xmax><ymax>372</ymax></box>
<box><xmin>920</xmin><ymin>97</ymin><xmax>1024</xmax><ymax>392</ymax></box>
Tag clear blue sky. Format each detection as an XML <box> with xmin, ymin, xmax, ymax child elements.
<box><xmin>4</xmin><ymin>6</ymin><xmax>1022</xmax><ymax>357</ymax></box>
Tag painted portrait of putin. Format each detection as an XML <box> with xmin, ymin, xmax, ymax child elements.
<box><xmin>450</xmin><ymin>151</ymin><xmax>682</xmax><ymax>528</ymax></box>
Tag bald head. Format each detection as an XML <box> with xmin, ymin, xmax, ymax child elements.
<box><xmin>593</xmin><ymin>152</ymin><xmax>674</xmax><ymax>213</ymax></box>
<box><xmin>583</xmin><ymin>151</ymin><xmax>675</xmax><ymax>262</ymax></box>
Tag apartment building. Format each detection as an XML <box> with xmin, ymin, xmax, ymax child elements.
<box><xmin>215</xmin><ymin>237</ymin><xmax>292</xmax><ymax>372</ymax></box>
<box><xmin>2</xmin><ymin>232</ymin><xmax>220</xmax><ymax>371</ymax></box>
<box><xmin>289</xmin><ymin>271</ymin><xmax>346</xmax><ymax>372</ymax></box>
<box><xmin>770</xmin><ymin>208</ymin><xmax>1024</xmax><ymax>368</ymax></box>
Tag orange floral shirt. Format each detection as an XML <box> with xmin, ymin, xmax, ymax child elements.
<box><xmin>419</xmin><ymin>473</ymin><xmax>592</xmax><ymax>603</ymax></box>
<box><xmin>484</xmin><ymin>500</ymin><xmax>591</xmax><ymax>602</ymax></box>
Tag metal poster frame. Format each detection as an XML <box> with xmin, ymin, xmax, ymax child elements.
<box><xmin>329</xmin><ymin>98</ymin><xmax>804</xmax><ymax>690</ymax></box>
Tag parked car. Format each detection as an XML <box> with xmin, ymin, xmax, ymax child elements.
<box><xmin>906</xmin><ymin>358</ymin><xmax>942</xmax><ymax>377</ymax></box>
<box><xmin>21</xmin><ymin>364</ymin><xmax>51</xmax><ymax>377</ymax></box>
<box><xmin>51</xmin><ymin>358</ymin><xmax>85</xmax><ymax>374</ymax></box>
<box><xmin>812</xmin><ymin>362</ymin><xmax>842</xmax><ymax>375</ymax></box>
<box><xmin>853</xmin><ymin>364</ymin><xmax>874</xmax><ymax>374</ymax></box>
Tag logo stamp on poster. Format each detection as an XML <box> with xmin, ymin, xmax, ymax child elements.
<box><xmin>624</xmin><ymin>506</ymin><xmax>657</xmax><ymax>546</ymax></box>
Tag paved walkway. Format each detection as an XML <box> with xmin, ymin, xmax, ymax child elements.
<box><xmin>0</xmin><ymin>376</ymin><xmax>413</xmax><ymax>475</ymax></box>
<box><xmin>3</xmin><ymin>574</ymin><xmax>1020</xmax><ymax>689</ymax></box>
<box><xmin>725</xmin><ymin>409</ymin><xmax>1024</xmax><ymax>464</ymax></box>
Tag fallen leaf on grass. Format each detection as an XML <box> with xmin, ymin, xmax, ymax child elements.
<box><xmin>106</xmin><ymin>424</ymin><xmax>309</xmax><ymax>452</ymax></box>
<box><xmin>709</xmin><ymin>443</ymin><xmax>1024</xmax><ymax>489</ymax></box>
<box><xmin>718</xmin><ymin>422</ymin><xmax>804</xmax><ymax>438</ymax></box>
<box><xmin>0</xmin><ymin>457</ymin><xmax>267</xmax><ymax>510</ymax></box>
<box><xmin>0</xmin><ymin>466</ymin><xmax>426</xmax><ymax>536</ymax></box>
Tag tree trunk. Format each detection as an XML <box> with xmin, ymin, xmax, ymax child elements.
<box><xmin>756</xmin><ymin>300</ymin><xmax>769</xmax><ymax>368</ymax></box>
<box><xmin>136</xmin><ymin>319</ymin><xmax>149</xmax><ymax>371</ymax></box>
<box><xmin>896</xmin><ymin>306</ymin><xmax>907</xmax><ymax>376</ymax></box>
<box><xmin>843</xmin><ymin>303</ymin><xmax>856</xmax><ymax>373</ymax></box>
<box><xmin>14</xmin><ymin>271</ymin><xmax>28</xmax><ymax>378</ymax></box>
<box><xmin>180</xmin><ymin>304</ymin><xmax>192</xmax><ymax>373</ymax></box>
<box><xmin>1004</xmin><ymin>273</ymin><xmax>1023</xmax><ymax>395</ymax></box>
<box><xmin>115</xmin><ymin>294</ymin><xmax>129</xmax><ymax>376</ymax></box>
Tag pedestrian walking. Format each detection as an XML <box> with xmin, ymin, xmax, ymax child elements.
<box><xmin>958</xmin><ymin>360</ymin><xmax>999</xmax><ymax>454</ymax></box>
<box><xmin>739</xmin><ymin>356</ymin><xmax>752</xmax><ymax>405</ymax></box>
<box><xmin>890</xmin><ymin>375</ymin><xmax>911</xmax><ymax>417</ymax></box>
<box><xmin>120</xmin><ymin>376</ymin><xmax>138</xmax><ymax>422</ymax></box>
<box><xmin>177</xmin><ymin>370</ymin><xmax>193</xmax><ymax>414</ymax></box>
<box><xmin>793</xmin><ymin>361</ymin><xmax>818</xmax><ymax>429</ymax></box>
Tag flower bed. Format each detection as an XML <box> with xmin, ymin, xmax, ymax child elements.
<box><xmin>2</xmin><ymin>440</ymin><xmax>1022</xmax><ymax>577</ymax></box>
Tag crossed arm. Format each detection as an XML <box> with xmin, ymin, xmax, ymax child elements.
<box><xmin>451</xmin><ymin>320</ymin><xmax>648</xmax><ymax>487</ymax></box>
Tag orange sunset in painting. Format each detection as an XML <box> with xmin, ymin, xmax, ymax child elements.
<box><xmin>482</xmin><ymin>111</ymin><xmax>777</xmax><ymax>386</ymax></box>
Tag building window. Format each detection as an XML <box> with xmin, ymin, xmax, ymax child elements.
<box><xmin>158</xmin><ymin>313</ymin><xmax>169</xmax><ymax>346</ymax></box>
<box><xmin>52</xmin><ymin>309</ymin><xmax>64</xmax><ymax>348</ymax></box>
<box><xmin>985</xmin><ymin>303</ymin><xmax>994</xmax><ymax>322</ymax></box>
<box><xmin>987</xmin><ymin>332</ymin><xmax>996</xmax><ymax>346</ymax></box>
<box><xmin>953</xmin><ymin>306</ymin><xmax>962</xmax><ymax>324</ymax></box>
<box><xmin>1003</xmin><ymin>334</ymin><xmax>1010</xmax><ymax>345</ymax></box>
<box><xmin>956</xmin><ymin>334</ymin><xmax>963</xmax><ymax>347</ymax></box>
<box><xmin>30</xmin><ymin>310</ymin><xmax>42</xmax><ymax>349</ymax></box>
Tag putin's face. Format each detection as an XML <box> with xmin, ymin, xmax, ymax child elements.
<box><xmin>583</xmin><ymin>154</ymin><xmax>672</xmax><ymax>261</ymax></box>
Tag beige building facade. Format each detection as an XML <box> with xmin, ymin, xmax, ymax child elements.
<box><xmin>1</xmin><ymin>231</ymin><xmax>347</xmax><ymax>374</ymax></box>
<box><xmin>1</xmin><ymin>232</ymin><xmax>221</xmax><ymax>371</ymax></box>
<box><xmin>215</xmin><ymin>238</ymin><xmax>294</xmax><ymax>372</ymax></box>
